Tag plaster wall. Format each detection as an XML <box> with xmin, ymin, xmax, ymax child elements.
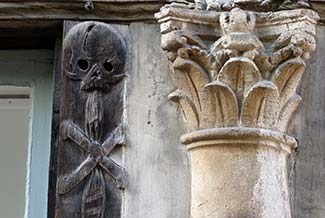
<box><xmin>289</xmin><ymin>25</ymin><xmax>325</xmax><ymax>218</ymax></box>
<box><xmin>123</xmin><ymin>23</ymin><xmax>190</xmax><ymax>218</ymax></box>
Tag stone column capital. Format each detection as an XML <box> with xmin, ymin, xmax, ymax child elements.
<box><xmin>155</xmin><ymin>6</ymin><xmax>318</xmax><ymax>139</ymax></box>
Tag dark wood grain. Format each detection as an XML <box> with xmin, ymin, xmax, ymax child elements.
<box><xmin>55</xmin><ymin>21</ymin><xmax>128</xmax><ymax>218</ymax></box>
<box><xmin>0</xmin><ymin>1</ymin><xmax>164</xmax><ymax>25</ymax></box>
<box><xmin>48</xmin><ymin>36</ymin><xmax>63</xmax><ymax>218</ymax></box>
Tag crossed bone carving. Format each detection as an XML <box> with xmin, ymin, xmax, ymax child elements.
<box><xmin>58</xmin><ymin>121</ymin><xmax>125</xmax><ymax>195</ymax></box>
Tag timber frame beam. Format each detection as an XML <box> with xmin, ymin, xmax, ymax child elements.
<box><xmin>0</xmin><ymin>1</ymin><xmax>165</xmax><ymax>23</ymax></box>
<box><xmin>0</xmin><ymin>0</ymin><xmax>323</xmax><ymax>24</ymax></box>
<box><xmin>0</xmin><ymin>0</ymin><xmax>165</xmax><ymax>48</ymax></box>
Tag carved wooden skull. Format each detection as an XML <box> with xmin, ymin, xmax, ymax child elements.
<box><xmin>63</xmin><ymin>21</ymin><xmax>126</xmax><ymax>92</ymax></box>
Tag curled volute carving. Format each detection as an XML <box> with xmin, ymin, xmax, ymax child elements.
<box><xmin>57</xmin><ymin>21</ymin><xmax>127</xmax><ymax>218</ymax></box>
<box><xmin>158</xmin><ymin>7</ymin><xmax>317</xmax><ymax>134</ymax></box>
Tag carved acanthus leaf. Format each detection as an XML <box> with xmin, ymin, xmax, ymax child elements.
<box><xmin>241</xmin><ymin>81</ymin><xmax>279</xmax><ymax>129</ymax></box>
<box><xmin>172</xmin><ymin>56</ymin><xmax>211</xmax><ymax>120</ymax></box>
<box><xmin>169</xmin><ymin>90</ymin><xmax>200</xmax><ymax>130</ymax></box>
<box><xmin>278</xmin><ymin>94</ymin><xmax>302</xmax><ymax>132</ymax></box>
<box><xmin>271</xmin><ymin>57</ymin><xmax>305</xmax><ymax>105</ymax></box>
<box><xmin>203</xmin><ymin>81</ymin><xmax>238</xmax><ymax>128</ymax></box>
<box><xmin>218</xmin><ymin>57</ymin><xmax>262</xmax><ymax>104</ymax></box>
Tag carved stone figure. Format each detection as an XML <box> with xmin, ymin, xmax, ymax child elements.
<box><xmin>156</xmin><ymin>5</ymin><xmax>318</xmax><ymax>218</ymax></box>
<box><xmin>56</xmin><ymin>21</ymin><xmax>127</xmax><ymax>218</ymax></box>
<box><xmin>163</xmin><ymin>0</ymin><xmax>310</xmax><ymax>11</ymax></box>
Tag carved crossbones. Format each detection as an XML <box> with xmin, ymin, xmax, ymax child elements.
<box><xmin>58</xmin><ymin>121</ymin><xmax>125</xmax><ymax>195</ymax></box>
<box><xmin>59</xmin><ymin>22</ymin><xmax>127</xmax><ymax>218</ymax></box>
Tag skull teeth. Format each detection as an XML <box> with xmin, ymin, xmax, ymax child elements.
<box><xmin>81</xmin><ymin>78</ymin><xmax>107</xmax><ymax>91</ymax></box>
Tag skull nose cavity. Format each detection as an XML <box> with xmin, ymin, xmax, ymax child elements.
<box><xmin>89</xmin><ymin>64</ymin><xmax>102</xmax><ymax>78</ymax></box>
<box><xmin>91</xmin><ymin>70</ymin><xmax>99</xmax><ymax>77</ymax></box>
<box><xmin>81</xmin><ymin>63</ymin><xmax>110</xmax><ymax>91</ymax></box>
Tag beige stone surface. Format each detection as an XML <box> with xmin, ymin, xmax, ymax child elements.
<box><xmin>183</xmin><ymin>127</ymin><xmax>295</xmax><ymax>218</ymax></box>
<box><xmin>190</xmin><ymin>144</ymin><xmax>289</xmax><ymax>218</ymax></box>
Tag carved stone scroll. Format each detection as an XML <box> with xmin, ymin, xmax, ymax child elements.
<box><xmin>56</xmin><ymin>21</ymin><xmax>127</xmax><ymax>218</ymax></box>
<box><xmin>156</xmin><ymin>5</ymin><xmax>318</xmax><ymax>218</ymax></box>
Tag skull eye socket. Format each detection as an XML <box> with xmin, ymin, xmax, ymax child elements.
<box><xmin>103</xmin><ymin>61</ymin><xmax>114</xmax><ymax>72</ymax></box>
<box><xmin>77</xmin><ymin>59</ymin><xmax>89</xmax><ymax>71</ymax></box>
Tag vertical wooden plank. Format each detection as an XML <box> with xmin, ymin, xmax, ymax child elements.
<box><xmin>48</xmin><ymin>35</ymin><xmax>63</xmax><ymax>218</ymax></box>
<box><xmin>123</xmin><ymin>23</ymin><xmax>191</xmax><ymax>218</ymax></box>
<box><xmin>56</xmin><ymin>21</ymin><xmax>128</xmax><ymax>218</ymax></box>
<box><xmin>289</xmin><ymin>25</ymin><xmax>325</xmax><ymax>218</ymax></box>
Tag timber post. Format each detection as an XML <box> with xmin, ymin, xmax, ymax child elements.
<box><xmin>56</xmin><ymin>21</ymin><xmax>127</xmax><ymax>218</ymax></box>
<box><xmin>155</xmin><ymin>2</ymin><xmax>319</xmax><ymax>217</ymax></box>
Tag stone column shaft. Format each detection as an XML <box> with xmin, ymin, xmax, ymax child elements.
<box><xmin>184</xmin><ymin>128</ymin><xmax>295</xmax><ymax>218</ymax></box>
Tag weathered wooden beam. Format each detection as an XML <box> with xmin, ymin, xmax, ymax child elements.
<box><xmin>0</xmin><ymin>0</ymin><xmax>324</xmax><ymax>25</ymax></box>
<box><xmin>0</xmin><ymin>1</ymin><xmax>164</xmax><ymax>24</ymax></box>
